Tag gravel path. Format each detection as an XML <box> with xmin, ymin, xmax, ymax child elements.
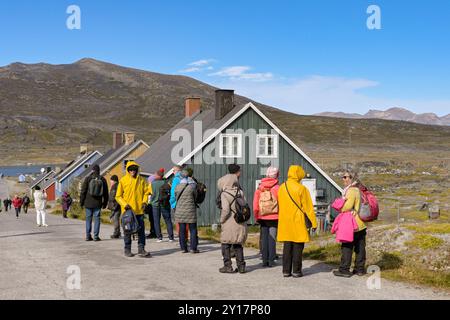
<box><xmin>0</xmin><ymin>179</ymin><xmax>448</xmax><ymax>300</ymax></box>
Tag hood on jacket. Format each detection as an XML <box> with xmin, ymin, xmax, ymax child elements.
<box><xmin>125</xmin><ymin>161</ymin><xmax>140</xmax><ymax>177</ymax></box>
<box><xmin>220</xmin><ymin>173</ymin><xmax>239</xmax><ymax>190</ymax></box>
<box><xmin>287</xmin><ymin>165</ymin><xmax>306</xmax><ymax>182</ymax></box>
<box><xmin>258</xmin><ymin>177</ymin><xmax>279</xmax><ymax>190</ymax></box>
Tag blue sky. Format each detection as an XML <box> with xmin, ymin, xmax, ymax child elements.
<box><xmin>0</xmin><ymin>0</ymin><xmax>449</xmax><ymax>116</ymax></box>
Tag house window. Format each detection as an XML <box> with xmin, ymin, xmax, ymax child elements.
<box><xmin>219</xmin><ymin>134</ymin><xmax>242</xmax><ymax>158</ymax></box>
<box><xmin>256</xmin><ymin>134</ymin><xmax>278</xmax><ymax>158</ymax></box>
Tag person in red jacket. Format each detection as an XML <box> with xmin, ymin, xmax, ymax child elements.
<box><xmin>12</xmin><ymin>195</ymin><xmax>23</xmax><ymax>219</ymax></box>
<box><xmin>253</xmin><ymin>167</ymin><xmax>280</xmax><ymax>267</ymax></box>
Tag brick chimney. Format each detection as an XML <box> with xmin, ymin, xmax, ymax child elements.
<box><xmin>124</xmin><ymin>132</ymin><xmax>136</xmax><ymax>146</ymax></box>
<box><xmin>80</xmin><ymin>143</ymin><xmax>91</xmax><ymax>154</ymax></box>
<box><xmin>113</xmin><ymin>132</ymin><xmax>124</xmax><ymax>149</ymax></box>
<box><xmin>185</xmin><ymin>97</ymin><xmax>201</xmax><ymax>118</ymax></box>
<box><xmin>215</xmin><ymin>89</ymin><xmax>235</xmax><ymax>120</ymax></box>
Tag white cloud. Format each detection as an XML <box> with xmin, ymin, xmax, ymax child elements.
<box><xmin>188</xmin><ymin>59</ymin><xmax>215</xmax><ymax>67</ymax></box>
<box><xmin>209</xmin><ymin>75</ymin><xmax>450</xmax><ymax>116</ymax></box>
<box><xmin>210</xmin><ymin>66</ymin><xmax>273</xmax><ymax>82</ymax></box>
<box><xmin>179</xmin><ymin>59</ymin><xmax>216</xmax><ymax>73</ymax></box>
<box><xmin>179</xmin><ymin>67</ymin><xmax>201</xmax><ymax>73</ymax></box>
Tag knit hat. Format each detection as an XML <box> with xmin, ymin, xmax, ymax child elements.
<box><xmin>266</xmin><ymin>166</ymin><xmax>279</xmax><ymax>178</ymax></box>
<box><xmin>92</xmin><ymin>164</ymin><xmax>100</xmax><ymax>174</ymax></box>
<box><xmin>110</xmin><ymin>175</ymin><xmax>119</xmax><ymax>182</ymax></box>
<box><xmin>156</xmin><ymin>169</ymin><xmax>164</xmax><ymax>178</ymax></box>
<box><xmin>228</xmin><ymin>164</ymin><xmax>241</xmax><ymax>174</ymax></box>
<box><xmin>180</xmin><ymin>169</ymin><xmax>189</xmax><ymax>178</ymax></box>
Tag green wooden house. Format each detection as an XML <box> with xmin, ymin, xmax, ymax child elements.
<box><xmin>137</xmin><ymin>90</ymin><xmax>343</xmax><ymax>230</ymax></box>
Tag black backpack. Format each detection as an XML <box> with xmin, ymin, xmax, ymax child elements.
<box><xmin>159</xmin><ymin>181</ymin><xmax>171</xmax><ymax>208</ymax></box>
<box><xmin>88</xmin><ymin>176</ymin><xmax>104</xmax><ymax>197</ymax></box>
<box><xmin>195</xmin><ymin>181</ymin><xmax>207</xmax><ymax>205</ymax></box>
<box><xmin>121</xmin><ymin>209</ymin><xmax>140</xmax><ymax>234</ymax></box>
<box><xmin>224</xmin><ymin>188</ymin><xmax>251</xmax><ymax>224</ymax></box>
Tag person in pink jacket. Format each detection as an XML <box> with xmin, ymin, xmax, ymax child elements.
<box><xmin>253</xmin><ymin>167</ymin><xmax>280</xmax><ymax>267</ymax></box>
<box><xmin>331</xmin><ymin>212</ymin><xmax>358</xmax><ymax>243</ymax></box>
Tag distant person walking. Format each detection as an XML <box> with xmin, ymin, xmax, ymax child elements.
<box><xmin>253</xmin><ymin>167</ymin><xmax>280</xmax><ymax>268</ymax></box>
<box><xmin>333</xmin><ymin>170</ymin><xmax>367</xmax><ymax>278</ymax></box>
<box><xmin>22</xmin><ymin>195</ymin><xmax>30</xmax><ymax>214</ymax></box>
<box><xmin>80</xmin><ymin>164</ymin><xmax>109</xmax><ymax>241</ymax></box>
<box><xmin>33</xmin><ymin>186</ymin><xmax>48</xmax><ymax>227</ymax></box>
<box><xmin>174</xmin><ymin>168</ymin><xmax>199</xmax><ymax>253</ymax></box>
<box><xmin>12</xmin><ymin>195</ymin><xmax>23</xmax><ymax>219</ymax></box>
<box><xmin>61</xmin><ymin>192</ymin><xmax>73</xmax><ymax>219</ymax></box>
<box><xmin>277</xmin><ymin>165</ymin><xmax>317</xmax><ymax>278</ymax></box>
<box><xmin>107</xmin><ymin>175</ymin><xmax>121</xmax><ymax>239</ymax></box>
<box><xmin>217</xmin><ymin>164</ymin><xmax>248</xmax><ymax>274</ymax></box>
<box><xmin>151</xmin><ymin>169</ymin><xmax>174</xmax><ymax>242</ymax></box>
<box><xmin>115</xmin><ymin>161</ymin><xmax>153</xmax><ymax>257</ymax></box>
<box><xmin>7</xmin><ymin>198</ymin><xmax>12</xmax><ymax>211</ymax></box>
<box><xmin>2</xmin><ymin>198</ymin><xmax>8</xmax><ymax>212</ymax></box>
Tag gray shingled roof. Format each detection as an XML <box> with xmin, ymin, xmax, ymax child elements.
<box><xmin>77</xmin><ymin>148</ymin><xmax>116</xmax><ymax>180</ymax></box>
<box><xmin>29</xmin><ymin>170</ymin><xmax>55</xmax><ymax>188</ymax></box>
<box><xmin>77</xmin><ymin>140</ymin><xmax>148</xmax><ymax>180</ymax></box>
<box><xmin>55</xmin><ymin>151</ymin><xmax>102</xmax><ymax>182</ymax></box>
<box><xmin>136</xmin><ymin>103</ymin><xmax>246</xmax><ymax>176</ymax></box>
<box><xmin>41</xmin><ymin>172</ymin><xmax>56</xmax><ymax>190</ymax></box>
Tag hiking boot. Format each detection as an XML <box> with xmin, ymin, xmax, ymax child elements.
<box><xmin>283</xmin><ymin>273</ymin><xmax>292</xmax><ymax>277</ymax></box>
<box><xmin>293</xmin><ymin>272</ymin><xmax>303</xmax><ymax>278</ymax></box>
<box><xmin>352</xmin><ymin>269</ymin><xmax>367</xmax><ymax>276</ymax></box>
<box><xmin>181</xmin><ymin>249</ymin><xmax>189</xmax><ymax>253</ymax></box>
<box><xmin>138</xmin><ymin>247</ymin><xmax>151</xmax><ymax>258</ymax></box>
<box><xmin>235</xmin><ymin>265</ymin><xmax>246</xmax><ymax>274</ymax></box>
<box><xmin>219</xmin><ymin>266</ymin><xmax>236</xmax><ymax>274</ymax></box>
<box><xmin>191</xmin><ymin>249</ymin><xmax>200</xmax><ymax>254</ymax></box>
<box><xmin>85</xmin><ymin>236</ymin><xmax>93</xmax><ymax>241</ymax></box>
<box><xmin>333</xmin><ymin>270</ymin><xmax>353</xmax><ymax>278</ymax></box>
<box><xmin>124</xmin><ymin>249</ymin><xmax>134</xmax><ymax>257</ymax></box>
<box><xmin>93</xmin><ymin>237</ymin><xmax>102</xmax><ymax>242</ymax></box>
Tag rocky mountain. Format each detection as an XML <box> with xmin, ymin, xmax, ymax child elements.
<box><xmin>316</xmin><ymin>107</ymin><xmax>450</xmax><ymax>126</ymax></box>
<box><xmin>1</xmin><ymin>58</ymin><xmax>449</xmax><ymax>165</ymax></box>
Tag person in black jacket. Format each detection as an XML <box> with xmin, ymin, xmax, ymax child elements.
<box><xmin>108</xmin><ymin>175</ymin><xmax>121</xmax><ymax>239</ymax></box>
<box><xmin>22</xmin><ymin>195</ymin><xmax>30</xmax><ymax>214</ymax></box>
<box><xmin>80</xmin><ymin>164</ymin><xmax>109</xmax><ymax>241</ymax></box>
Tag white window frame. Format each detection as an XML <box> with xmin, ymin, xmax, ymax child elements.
<box><xmin>219</xmin><ymin>134</ymin><xmax>242</xmax><ymax>158</ymax></box>
<box><xmin>256</xmin><ymin>134</ymin><xmax>278</xmax><ymax>158</ymax></box>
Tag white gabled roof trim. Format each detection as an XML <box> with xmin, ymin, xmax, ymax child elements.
<box><xmin>102</xmin><ymin>140</ymin><xmax>150</xmax><ymax>174</ymax></box>
<box><xmin>249</xmin><ymin>103</ymin><xmax>343</xmax><ymax>193</ymax></box>
<box><xmin>160</xmin><ymin>102</ymin><xmax>342</xmax><ymax>193</ymax></box>
<box><xmin>58</xmin><ymin>151</ymin><xmax>103</xmax><ymax>183</ymax></box>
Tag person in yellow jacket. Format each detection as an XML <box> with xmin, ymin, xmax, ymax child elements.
<box><xmin>277</xmin><ymin>165</ymin><xmax>317</xmax><ymax>278</ymax></box>
<box><xmin>116</xmin><ymin>161</ymin><xmax>152</xmax><ymax>257</ymax></box>
<box><xmin>333</xmin><ymin>170</ymin><xmax>367</xmax><ymax>278</ymax></box>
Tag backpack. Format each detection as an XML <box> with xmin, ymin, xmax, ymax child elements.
<box><xmin>225</xmin><ymin>188</ymin><xmax>251</xmax><ymax>224</ymax></box>
<box><xmin>195</xmin><ymin>181</ymin><xmax>207</xmax><ymax>205</ymax></box>
<box><xmin>121</xmin><ymin>209</ymin><xmax>140</xmax><ymax>234</ymax></box>
<box><xmin>88</xmin><ymin>176</ymin><xmax>104</xmax><ymax>197</ymax></box>
<box><xmin>357</xmin><ymin>184</ymin><xmax>379</xmax><ymax>222</ymax></box>
<box><xmin>258</xmin><ymin>189</ymin><xmax>278</xmax><ymax>216</ymax></box>
<box><xmin>159</xmin><ymin>181</ymin><xmax>171</xmax><ymax>208</ymax></box>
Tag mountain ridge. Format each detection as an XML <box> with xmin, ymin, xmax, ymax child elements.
<box><xmin>316</xmin><ymin>107</ymin><xmax>450</xmax><ymax>126</ymax></box>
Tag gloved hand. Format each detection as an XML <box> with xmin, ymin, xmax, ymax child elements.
<box><xmin>141</xmin><ymin>203</ymin><xmax>147</xmax><ymax>211</ymax></box>
<box><xmin>125</xmin><ymin>204</ymin><xmax>131</xmax><ymax>211</ymax></box>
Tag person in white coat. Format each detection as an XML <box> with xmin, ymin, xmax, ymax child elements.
<box><xmin>33</xmin><ymin>186</ymin><xmax>48</xmax><ymax>227</ymax></box>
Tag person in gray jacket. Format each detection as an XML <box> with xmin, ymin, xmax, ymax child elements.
<box><xmin>108</xmin><ymin>175</ymin><xmax>121</xmax><ymax>239</ymax></box>
<box><xmin>217</xmin><ymin>164</ymin><xmax>248</xmax><ymax>274</ymax></box>
<box><xmin>174</xmin><ymin>168</ymin><xmax>199</xmax><ymax>253</ymax></box>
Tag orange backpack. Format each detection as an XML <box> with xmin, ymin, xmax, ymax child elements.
<box><xmin>259</xmin><ymin>189</ymin><xmax>278</xmax><ymax>216</ymax></box>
